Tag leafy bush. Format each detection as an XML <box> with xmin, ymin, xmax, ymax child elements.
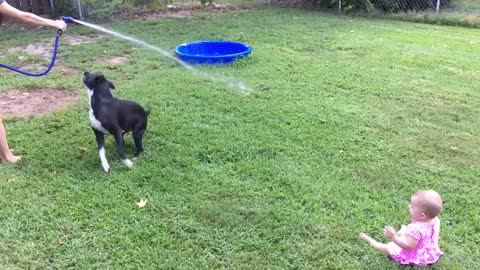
<box><xmin>200</xmin><ymin>0</ymin><xmax>213</xmax><ymax>6</ymax></box>
<box><xmin>124</xmin><ymin>0</ymin><xmax>166</xmax><ymax>7</ymax></box>
<box><xmin>344</xmin><ymin>0</ymin><xmax>374</xmax><ymax>12</ymax></box>
<box><xmin>82</xmin><ymin>1</ymin><xmax>135</xmax><ymax>21</ymax></box>
<box><xmin>52</xmin><ymin>0</ymin><xmax>79</xmax><ymax>17</ymax></box>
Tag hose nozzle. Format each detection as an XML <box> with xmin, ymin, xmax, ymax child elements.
<box><xmin>61</xmin><ymin>16</ymin><xmax>75</xmax><ymax>24</ymax></box>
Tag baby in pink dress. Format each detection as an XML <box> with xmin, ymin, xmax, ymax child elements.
<box><xmin>360</xmin><ymin>190</ymin><xmax>444</xmax><ymax>266</ymax></box>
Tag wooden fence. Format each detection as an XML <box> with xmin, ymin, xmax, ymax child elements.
<box><xmin>7</xmin><ymin>0</ymin><xmax>54</xmax><ymax>16</ymax></box>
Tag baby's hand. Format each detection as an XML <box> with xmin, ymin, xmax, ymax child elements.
<box><xmin>383</xmin><ymin>226</ymin><xmax>397</xmax><ymax>239</ymax></box>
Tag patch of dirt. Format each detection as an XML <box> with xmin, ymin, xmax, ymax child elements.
<box><xmin>63</xmin><ymin>35</ymin><xmax>99</xmax><ymax>46</ymax></box>
<box><xmin>56</xmin><ymin>62</ymin><xmax>84</xmax><ymax>76</ymax></box>
<box><xmin>0</xmin><ymin>89</ymin><xmax>79</xmax><ymax>117</ymax></box>
<box><xmin>104</xmin><ymin>56</ymin><xmax>129</xmax><ymax>64</ymax></box>
<box><xmin>139</xmin><ymin>9</ymin><xmax>194</xmax><ymax>19</ymax></box>
<box><xmin>2</xmin><ymin>35</ymin><xmax>98</xmax><ymax>62</ymax></box>
<box><xmin>7</xmin><ymin>43</ymin><xmax>52</xmax><ymax>60</ymax></box>
<box><xmin>11</xmin><ymin>62</ymin><xmax>48</xmax><ymax>73</ymax></box>
<box><xmin>133</xmin><ymin>4</ymin><xmax>250</xmax><ymax>20</ymax></box>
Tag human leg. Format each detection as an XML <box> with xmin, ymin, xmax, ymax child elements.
<box><xmin>0</xmin><ymin>113</ymin><xmax>21</xmax><ymax>163</ymax></box>
<box><xmin>359</xmin><ymin>233</ymin><xmax>390</xmax><ymax>255</ymax></box>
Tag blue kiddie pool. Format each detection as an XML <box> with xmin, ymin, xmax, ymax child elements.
<box><xmin>175</xmin><ymin>40</ymin><xmax>253</xmax><ymax>64</ymax></box>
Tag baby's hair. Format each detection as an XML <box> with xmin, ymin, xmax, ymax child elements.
<box><xmin>413</xmin><ymin>190</ymin><xmax>443</xmax><ymax>218</ymax></box>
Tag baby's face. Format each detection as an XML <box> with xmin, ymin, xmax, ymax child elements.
<box><xmin>408</xmin><ymin>196</ymin><xmax>425</xmax><ymax>221</ymax></box>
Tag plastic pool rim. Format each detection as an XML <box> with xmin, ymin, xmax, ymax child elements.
<box><xmin>175</xmin><ymin>40</ymin><xmax>253</xmax><ymax>65</ymax></box>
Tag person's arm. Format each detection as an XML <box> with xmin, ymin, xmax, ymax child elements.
<box><xmin>384</xmin><ymin>225</ymin><xmax>419</xmax><ymax>250</ymax></box>
<box><xmin>0</xmin><ymin>1</ymin><xmax>66</xmax><ymax>30</ymax></box>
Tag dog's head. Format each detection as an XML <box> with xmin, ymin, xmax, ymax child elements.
<box><xmin>82</xmin><ymin>71</ymin><xmax>116</xmax><ymax>93</ymax></box>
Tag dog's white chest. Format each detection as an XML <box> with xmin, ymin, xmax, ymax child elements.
<box><xmin>87</xmin><ymin>87</ymin><xmax>109</xmax><ymax>134</ymax></box>
<box><xmin>89</xmin><ymin>108</ymin><xmax>109</xmax><ymax>134</ymax></box>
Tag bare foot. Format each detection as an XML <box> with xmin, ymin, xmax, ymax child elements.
<box><xmin>360</xmin><ymin>232</ymin><xmax>390</xmax><ymax>255</ymax></box>
<box><xmin>0</xmin><ymin>153</ymin><xmax>21</xmax><ymax>163</ymax></box>
<box><xmin>360</xmin><ymin>233</ymin><xmax>373</xmax><ymax>243</ymax></box>
<box><xmin>359</xmin><ymin>232</ymin><xmax>379</xmax><ymax>246</ymax></box>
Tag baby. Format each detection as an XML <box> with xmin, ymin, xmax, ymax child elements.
<box><xmin>360</xmin><ymin>190</ymin><xmax>444</xmax><ymax>266</ymax></box>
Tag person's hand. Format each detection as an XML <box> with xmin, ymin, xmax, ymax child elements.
<box><xmin>383</xmin><ymin>226</ymin><xmax>397</xmax><ymax>239</ymax></box>
<box><xmin>397</xmin><ymin>224</ymin><xmax>407</xmax><ymax>236</ymax></box>
<box><xmin>53</xmin><ymin>20</ymin><xmax>67</xmax><ymax>31</ymax></box>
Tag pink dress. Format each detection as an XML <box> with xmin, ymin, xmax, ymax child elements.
<box><xmin>387</xmin><ymin>218</ymin><xmax>443</xmax><ymax>266</ymax></box>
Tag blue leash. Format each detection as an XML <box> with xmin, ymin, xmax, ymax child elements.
<box><xmin>0</xmin><ymin>30</ymin><xmax>63</xmax><ymax>77</ymax></box>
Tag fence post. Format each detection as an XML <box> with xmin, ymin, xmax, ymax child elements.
<box><xmin>48</xmin><ymin>0</ymin><xmax>54</xmax><ymax>17</ymax></box>
<box><xmin>31</xmin><ymin>0</ymin><xmax>39</xmax><ymax>14</ymax></box>
<box><xmin>436</xmin><ymin>0</ymin><xmax>441</xmax><ymax>15</ymax></box>
<box><xmin>76</xmin><ymin>0</ymin><xmax>84</xmax><ymax>20</ymax></box>
<box><xmin>338</xmin><ymin>0</ymin><xmax>341</xmax><ymax>13</ymax></box>
<box><xmin>9</xmin><ymin>0</ymin><xmax>20</xmax><ymax>9</ymax></box>
<box><xmin>19</xmin><ymin>0</ymin><xmax>29</xmax><ymax>10</ymax></box>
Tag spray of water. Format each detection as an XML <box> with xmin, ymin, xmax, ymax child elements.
<box><xmin>73</xmin><ymin>19</ymin><xmax>251</xmax><ymax>93</ymax></box>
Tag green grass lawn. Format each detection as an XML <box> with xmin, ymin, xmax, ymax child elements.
<box><xmin>1</xmin><ymin>8</ymin><xmax>479</xmax><ymax>269</ymax></box>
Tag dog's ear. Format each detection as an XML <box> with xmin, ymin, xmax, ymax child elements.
<box><xmin>109</xmin><ymin>81</ymin><xmax>116</xmax><ymax>90</ymax></box>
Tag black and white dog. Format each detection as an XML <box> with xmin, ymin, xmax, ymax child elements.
<box><xmin>82</xmin><ymin>71</ymin><xmax>150</xmax><ymax>172</ymax></box>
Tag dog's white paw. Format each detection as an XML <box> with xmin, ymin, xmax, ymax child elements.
<box><xmin>99</xmin><ymin>147</ymin><xmax>110</xmax><ymax>172</ymax></box>
<box><xmin>123</xmin><ymin>159</ymin><xmax>134</xmax><ymax>168</ymax></box>
<box><xmin>102</xmin><ymin>162</ymin><xmax>110</xmax><ymax>172</ymax></box>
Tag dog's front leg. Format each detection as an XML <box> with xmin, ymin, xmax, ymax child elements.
<box><xmin>94</xmin><ymin>129</ymin><xmax>110</xmax><ymax>172</ymax></box>
<box><xmin>113</xmin><ymin>131</ymin><xmax>133</xmax><ymax>169</ymax></box>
